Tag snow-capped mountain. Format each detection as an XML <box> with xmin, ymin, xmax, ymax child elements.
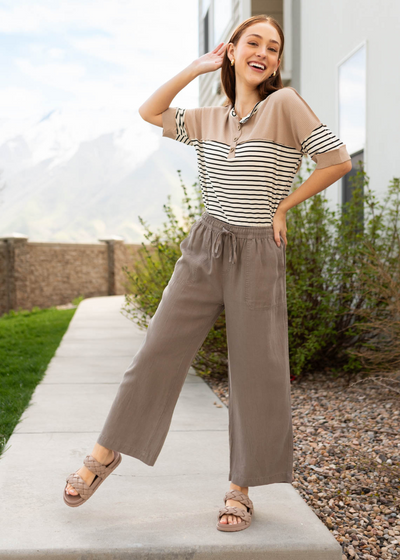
<box><xmin>0</xmin><ymin>107</ymin><xmax>198</xmax><ymax>243</ymax></box>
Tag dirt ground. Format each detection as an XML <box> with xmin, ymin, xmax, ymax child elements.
<box><xmin>201</xmin><ymin>369</ymin><xmax>400</xmax><ymax>560</ymax></box>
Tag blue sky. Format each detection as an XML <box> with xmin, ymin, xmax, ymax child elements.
<box><xmin>0</xmin><ymin>0</ymin><xmax>199</xmax><ymax>135</ymax></box>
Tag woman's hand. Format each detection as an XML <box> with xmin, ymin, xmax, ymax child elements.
<box><xmin>191</xmin><ymin>42</ymin><xmax>229</xmax><ymax>76</ymax></box>
<box><xmin>272</xmin><ymin>207</ymin><xmax>287</xmax><ymax>248</ymax></box>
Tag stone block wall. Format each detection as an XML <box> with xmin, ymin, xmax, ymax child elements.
<box><xmin>0</xmin><ymin>235</ymin><xmax>145</xmax><ymax>316</ymax></box>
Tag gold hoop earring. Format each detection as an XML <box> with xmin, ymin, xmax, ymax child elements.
<box><xmin>231</xmin><ymin>59</ymin><xmax>235</xmax><ymax>66</ymax></box>
<box><xmin>273</xmin><ymin>71</ymin><xmax>276</xmax><ymax>76</ymax></box>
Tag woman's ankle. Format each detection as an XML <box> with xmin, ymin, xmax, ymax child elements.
<box><xmin>92</xmin><ymin>443</ymin><xmax>113</xmax><ymax>461</ymax></box>
<box><xmin>229</xmin><ymin>482</ymin><xmax>249</xmax><ymax>494</ymax></box>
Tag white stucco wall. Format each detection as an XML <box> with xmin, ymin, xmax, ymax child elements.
<box><xmin>299</xmin><ymin>0</ymin><xmax>400</xmax><ymax>210</ymax></box>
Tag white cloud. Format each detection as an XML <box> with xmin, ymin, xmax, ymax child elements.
<box><xmin>0</xmin><ymin>0</ymin><xmax>200</xmax><ymax>243</ymax></box>
<box><xmin>15</xmin><ymin>57</ymin><xmax>87</xmax><ymax>85</ymax></box>
<box><xmin>48</xmin><ymin>48</ymin><xmax>66</xmax><ymax>60</ymax></box>
<box><xmin>0</xmin><ymin>1</ymin><xmax>123</xmax><ymax>33</ymax></box>
<box><xmin>0</xmin><ymin>0</ymin><xmax>199</xmax><ymax>150</ymax></box>
<box><xmin>0</xmin><ymin>87</ymin><xmax>46</xmax><ymax>119</ymax></box>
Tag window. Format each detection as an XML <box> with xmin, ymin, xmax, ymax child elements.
<box><xmin>342</xmin><ymin>149</ymin><xmax>365</xmax><ymax>230</ymax></box>
<box><xmin>204</xmin><ymin>8</ymin><xmax>209</xmax><ymax>54</ymax></box>
<box><xmin>213</xmin><ymin>0</ymin><xmax>232</xmax><ymax>46</ymax></box>
<box><xmin>338</xmin><ymin>43</ymin><xmax>366</xmax><ymax>217</ymax></box>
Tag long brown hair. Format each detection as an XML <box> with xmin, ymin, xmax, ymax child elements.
<box><xmin>220</xmin><ymin>15</ymin><xmax>285</xmax><ymax>107</ymax></box>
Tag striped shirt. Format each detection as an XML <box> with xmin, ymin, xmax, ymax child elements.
<box><xmin>162</xmin><ymin>86</ymin><xmax>351</xmax><ymax>227</ymax></box>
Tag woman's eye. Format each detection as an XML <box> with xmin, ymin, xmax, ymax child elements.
<box><xmin>248</xmin><ymin>42</ymin><xmax>277</xmax><ymax>52</ymax></box>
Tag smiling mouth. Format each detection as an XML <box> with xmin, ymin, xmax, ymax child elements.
<box><xmin>247</xmin><ymin>62</ymin><xmax>266</xmax><ymax>73</ymax></box>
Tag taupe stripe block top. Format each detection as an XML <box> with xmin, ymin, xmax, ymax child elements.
<box><xmin>162</xmin><ymin>86</ymin><xmax>351</xmax><ymax>227</ymax></box>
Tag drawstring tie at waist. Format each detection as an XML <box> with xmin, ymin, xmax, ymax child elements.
<box><xmin>212</xmin><ymin>226</ymin><xmax>237</xmax><ymax>264</ymax></box>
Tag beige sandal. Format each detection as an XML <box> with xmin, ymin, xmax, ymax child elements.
<box><xmin>63</xmin><ymin>451</ymin><xmax>122</xmax><ymax>507</ymax></box>
<box><xmin>216</xmin><ymin>489</ymin><xmax>254</xmax><ymax>532</ymax></box>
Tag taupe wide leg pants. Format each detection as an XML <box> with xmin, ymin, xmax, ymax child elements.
<box><xmin>96</xmin><ymin>211</ymin><xmax>293</xmax><ymax>487</ymax></box>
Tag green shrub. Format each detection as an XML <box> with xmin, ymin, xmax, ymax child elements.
<box><xmin>287</xmin><ymin>161</ymin><xmax>399</xmax><ymax>378</ymax></box>
<box><xmin>122</xmin><ymin>170</ymin><xmax>203</xmax><ymax>328</ymax></box>
<box><xmin>122</xmin><ymin>164</ymin><xmax>400</xmax><ymax>381</ymax></box>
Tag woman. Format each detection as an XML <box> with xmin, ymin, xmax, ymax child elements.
<box><xmin>64</xmin><ymin>15</ymin><xmax>352</xmax><ymax>532</ymax></box>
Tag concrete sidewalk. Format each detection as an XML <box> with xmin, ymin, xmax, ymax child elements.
<box><xmin>0</xmin><ymin>295</ymin><xmax>342</xmax><ymax>559</ymax></box>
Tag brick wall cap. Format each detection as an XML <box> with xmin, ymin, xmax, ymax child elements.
<box><xmin>98</xmin><ymin>235</ymin><xmax>125</xmax><ymax>243</ymax></box>
<box><xmin>0</xmin><ymin>232</ymin><xmax>29</xmax><ymax>241</ymax></box>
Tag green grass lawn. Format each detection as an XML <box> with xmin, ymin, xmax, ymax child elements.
<box><xmin>0</xmin><ymin>303</ymin><xmax>79</xmax><ymax>458</ymax></box>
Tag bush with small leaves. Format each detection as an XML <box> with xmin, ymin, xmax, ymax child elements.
<box><xmin>122</xmin><ymin>163</ymin><xmax>400</xmax><ymax>382</ymax></box>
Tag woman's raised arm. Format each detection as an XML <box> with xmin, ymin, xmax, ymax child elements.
<box><xmin>138</xmin><ymin>42</ymin><xmax>228</xmax><ymax>128</ymax></box>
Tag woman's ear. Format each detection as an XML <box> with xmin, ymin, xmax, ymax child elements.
<box><xmin>227</xmin><ymin>42</ymin><xmax>235</xmax><ymax>63</ymax></box>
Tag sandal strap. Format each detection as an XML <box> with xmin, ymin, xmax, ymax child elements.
<box><xmin>224</xmin><ymin>489</ymin><xmax>254</xmax><ymax>514</ymax></box>
<box><xmin>218</xmin><ymin>506</ymin><xmax>251</xmax><ymax>523</ymax></box>
<box><xmin>66</xmin><ymin>472</ymin><xmax>94</xmax><ymax>500</ymax></box>
<box><xmin>83</xmin><ymin>454</ymin><xmax>111</xmax><ymax>477</ymax></box>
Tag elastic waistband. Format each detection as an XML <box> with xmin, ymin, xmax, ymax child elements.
<box><xmin>199</xmin><ymin>211</ymin><xmax>275</xmax><ymax>239</ymax></box>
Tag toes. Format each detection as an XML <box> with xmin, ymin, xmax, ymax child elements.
<box><xmin>219</xmin><ymin>513</ymin><xmax>242</xmax><ymax>525</ymax></box>
<box><xmin>66</xmin><ymin>484</ymin><xmax>78</xmax><ymax>495</ymax></box>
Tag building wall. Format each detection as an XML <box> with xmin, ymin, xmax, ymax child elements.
<box><xmin>299</xmin><ymin>0</ymin><xmax>400</xmax><ymax>207</ymax></box>
<box><xmin>198</xmin><ymin>0</ymin><xmax>399</xmax><ymax>216</ymax></box>
<box><xmin>0</xmin><ymin>238</ymin><xmax>145</xmax><ymax>316</ymax></box>
<box><xmin>251</xmin><ymin>0</ymin><xmax>282</xmax><ymax>24</ymax></box>
<box><xmin>199</xmin><ymin>0</ymin><xmax>243</xmax><ymax>107</ymax></box>
<box><xmin>290</xmin><ymin>0</ymin><xmax>301</xmax><ymax>91</ymax></box>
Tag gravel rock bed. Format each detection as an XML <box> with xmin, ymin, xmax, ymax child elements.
<box><xmin>200</xmin><ymin>370</ymin><xmax>400</xmax><ymax>560</ymax></box>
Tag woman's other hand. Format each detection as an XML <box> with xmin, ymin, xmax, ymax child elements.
<box><xmin>272</xmin><ymin>206</ymin><xmax>287</xmax><ymax>248</ymax></box>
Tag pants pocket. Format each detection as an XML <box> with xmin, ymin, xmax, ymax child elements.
<box><xmin>168</xmin><ymin>220</ymin><xmax>202</xmax><ymax>287</ymax></box>
<box><xmin>244</xmin><ymin>236</ymin><xmax>286</xmax><ymax>309</ymax></box>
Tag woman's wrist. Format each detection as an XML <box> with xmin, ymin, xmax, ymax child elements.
<box><xmin>188</xmin><ymin>60</ymin><xmax>203</xmax><ymax>79</ymax></box>
<box><xmin>276</xmin><ymin>202</ymin><xmax>288</xmax><ymax>215</ymax></box>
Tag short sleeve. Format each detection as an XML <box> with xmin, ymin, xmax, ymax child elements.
<box><xmin>161</xmin><ymin>106</ymin><xmax>202</xmax><ymax>146</ymax></box>
<box><xmin>284</xmin><ymin>87</ymin><xmax>351</xmax><ymax>170</ymax></box>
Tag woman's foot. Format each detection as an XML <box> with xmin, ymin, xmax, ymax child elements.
<box><xmin>65</xmin><ymin>444</ymin><xmax>115</xmax><ymax>496</ymax></box>
<box><xmin>219</xmin><ymin>483</ymin><xmax>249</xmax><ymax>525</ymax></box>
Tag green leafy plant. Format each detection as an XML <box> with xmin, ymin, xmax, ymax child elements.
<box><xmin>286</xmin><ymin>160</ymin><xmax>399</xmax><ymax>379</ymax></box>
<box><xmin>121</xmin><ymin>170</ymin><xmax>203</xmax><ymax>328</ymax></box>
<box><xmin>122</xmin><ymin>164</ymin><xmax>400</xmax><ymax>382</ymax></box>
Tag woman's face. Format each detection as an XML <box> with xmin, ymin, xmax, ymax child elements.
<box><xmin>228</xmin><ymin>21</ymin><xmax>281</xmax><ymax>85</ymax></box>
